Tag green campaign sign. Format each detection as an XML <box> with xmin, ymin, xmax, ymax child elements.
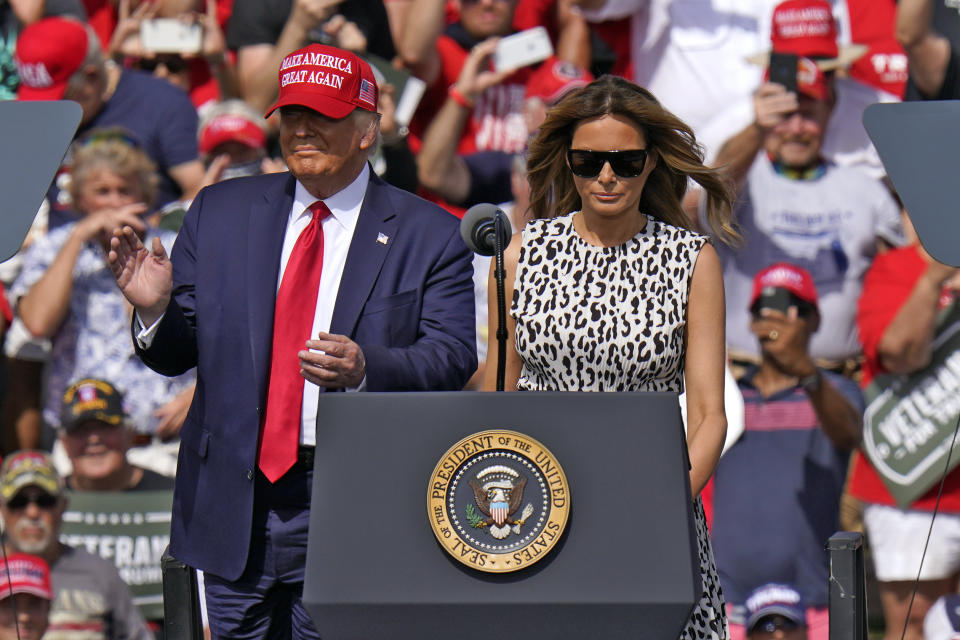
<box><xmin>59</xmin><ymin>490</ymin><xmax>173</xmax><ymax>621</ymax></box>
<box><xmin>863</xmin><ymin>309</ymin><xmax>960</xmax><ymax>507</ymax></box>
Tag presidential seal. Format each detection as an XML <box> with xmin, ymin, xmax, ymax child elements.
<box><xmin>427</xmin><ymin>430</ymin><xmax>570</xmax><ymax>573</ymax></box>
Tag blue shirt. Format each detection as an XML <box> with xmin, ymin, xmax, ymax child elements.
<box><xmin>49</xmin><ymin>70</ymin><xmax>199</xmax><ymax>227</ymax></box>
<box><xmin>711</xmin><ymin>368</ymin><xmax>863</xmax><ymax>611</ymax></box>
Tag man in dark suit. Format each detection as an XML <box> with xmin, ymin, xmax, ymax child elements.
<box><xmin>107</xmin><ymin>43</ymin><xmax>477</xmax><ymax>638</ymax></box>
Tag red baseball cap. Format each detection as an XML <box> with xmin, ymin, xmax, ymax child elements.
<box><xmin>15</xmin><ymin>17</ymin><xmax>89</xmax><ymax>101</ymax></box>
<box><xmin>0</xmin><ymin>554</ymin><xmax>53</xmax><ymax>601</ymax></box>
<box><xmin>199</xmin><ymin>113</ymin><xmax>267</xmax><ymax>154</ymax></box>
<box><xmin>266</xmin><ymin>44</ymin><xmax>378</xmax><ymax>119</ymax></box>
<box><xmin>525</xmin><ymin>57</ymin><xmax>593</xmax><ymax>104</ymax></box>
<box><xmin>746</xmin><ymin>0</ymin><xmax>866</xmax><ymax>71</ymax></box>
<box><xmin>749</xmin><ymin>262</ymin><xmax>819</xmax><ymax>309</ymax></box>
<box><xmin>771</xmin><ymin>0</ymin><xmax>839</xmax><ymax>60</ymax></box>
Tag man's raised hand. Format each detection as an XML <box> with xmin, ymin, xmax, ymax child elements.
<box><xmin>754</xmin><ymin>82</ymin><xmax>799</xmax><ymax>131</ymax></box>
<box><xmin>107</xmin><ymin>226</ymin><xmax>173</xmax><ymax>327</ymax></box>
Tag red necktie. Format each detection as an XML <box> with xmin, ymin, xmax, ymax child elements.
<box><xmin>258</xmin><ymin>201</ymin><xmax>330</xmax><ymax>482</ymax></box>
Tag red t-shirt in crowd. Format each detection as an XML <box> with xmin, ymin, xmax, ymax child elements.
<box><xmin>407</xmin><ymin>27</ymin><xmax>534</xmax><ymax>216</ymax></box>
<box><xmin>0</xmin><ymin>282</ymin><xmax>12</xmax><ymax>326</ymax></box>
<box><xmin>845</xmin><ymin>0</ymin><xmax>908</xmax><ymax>98</ymax></box>
<box><xmin>444</xmin><ymin>0</ymin><xmax>559</xmax><ymax>40</ymax></box>
<box><xmin>588</xmin><ymin>17</ymin><xmax>632</xmax><ymax>80</ymax></box>
<box><xmin>511</xmin><ymin>0</ymin><xmax>558</xmax><ymax>40</ymax></box>
<box><xmin>851</xmin><ymin>244</ymin><xmax>960</xmax><ymax>511</ymax></box>
<box><xmin>408</xmin><ymin>31</ymin><xmax>533</xmax><ymax>157</ymax></box>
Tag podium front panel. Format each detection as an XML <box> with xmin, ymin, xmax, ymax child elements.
<box><xmin>304</xmin><ymin>391</ymin><xmax>701</xmax><ymax>639</ymax></box>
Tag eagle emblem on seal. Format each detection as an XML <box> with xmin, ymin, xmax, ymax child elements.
<box><xmin>466</xmin><ymin>465</ymin><xmax>535</xmax><ymax>539</ymax></box>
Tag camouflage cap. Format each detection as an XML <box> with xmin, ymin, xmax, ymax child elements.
<box><xmin>0</xmin><ymin>450</ymin><xmax>62</xmax><ymax>501</ymax></box>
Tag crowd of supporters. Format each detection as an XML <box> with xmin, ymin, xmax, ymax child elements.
<box><xmin>0</xmin><ymin>0</ymin><xmax>958</xmax><ymax>638</ymax></box>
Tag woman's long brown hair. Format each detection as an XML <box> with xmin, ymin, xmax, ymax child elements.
<box><xmin>526</xmin><ymin>75</ymin><xmax>738</xmax><ymax>244</ymax></box>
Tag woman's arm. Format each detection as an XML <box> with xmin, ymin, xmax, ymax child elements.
<box><xmin>16</xmin><ymin>230</ymin><xmax>84</xmax><ymax>338</ymax></box>
<box><xmin>683</xmin><ymin>243</ymin><xmax>727</xmax><ymax>496</ymax></box>
<box><xmin>482</xmin><ymin>233</ymin><xmax>523</xmax><ymax>391</ymax></box>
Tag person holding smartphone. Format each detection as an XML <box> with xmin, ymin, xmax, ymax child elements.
<box><xmin>397</xmin><ymin>0</ymin><xmax>587</xmax><ymax>204</ymax></box>
<box><xmin>704</xmin><ymin>0</ymin><xmax>903</xmax><ymax>375</ymax></box>
<box><xmin>108</xmin><ymin>0</ymin><xmax>239</xmax><ymax>112</ymax></box>
<box><xmin>709</xmin><ymin>263</ymin><xmax>862</xmax><ymax>640</ymax></box>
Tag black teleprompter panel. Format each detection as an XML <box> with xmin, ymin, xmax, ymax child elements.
<box><xmin>304</xmin><ymin>391</ymin><xmax>701</xmax><ymax>639</ymax></box>
<box><xmin>864</xmin><ymin>101</ymin><xmax>960</xmax><ymax>268</ymax></box>
<box><xmin>0</xmin><ymin>101</ymin><xmax>81</xmax><ymax>262</ymax></box>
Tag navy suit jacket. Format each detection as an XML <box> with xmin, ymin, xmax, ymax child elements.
<box><xmin>136</xmin><ymin>170</ymin><xmax>477</xmax><ymax>580</ymax></box>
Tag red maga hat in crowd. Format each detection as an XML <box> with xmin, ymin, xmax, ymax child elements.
<box><xmin>15</xmin><ymin>17</ymin><xmax>89</xmax><ymax>101</ymax></box>
<box><xmin>747</xmin><ymin>0</ymin><xmax>867</xmax><ymax>71</ymax></box>
<box><xmin>266</xmin><ymin>44</ymin><xmax>378</xmax><ymax>119</ymax></box>
<box><xmin>749</xmin><ymin>262</ymin><xmax>819</xmax><ymax>309</ymax></box>
<box><xmin>200</xmin><ymin>113</ymin><xmax>267</xmax><ymax>154</ymax></box>
<box><xmin>0</xmin><ymin>554</ymin><xmax>53</xmax><ymax>602</ymax></box>
<box><xmin>525</xmin><ymin>57</ymin><xmax>593</xmax><ymax>104</ymax></box>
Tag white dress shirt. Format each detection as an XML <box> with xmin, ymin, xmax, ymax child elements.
<box><xmin>138</xmin><ymin>165</ymin><xmax>370</xmax><ymax>447</ymax></box>
<box><xmin>285</xmin><ymin>167</ymin><xmax>368</xmax><ymax>446</ymax></box>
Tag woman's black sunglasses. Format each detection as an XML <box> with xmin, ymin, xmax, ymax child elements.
<box><xmin>567</xmin><ymin>149</ymin><xmax>649</xmax><ymax>178</ymax></box>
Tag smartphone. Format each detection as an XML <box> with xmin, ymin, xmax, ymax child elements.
<box><xmin>493</xmin><ymin>27</ymin><xmax>554</xmax><ymax>73</ymax></box>
<box><xmin>768</xmin><ymin>51</ymin><xmax>798</xmax><ymax>94</ymax></box>
<box><xmin>140</xmin><ymin>19</ymin><xmax>202</xmax><ymax>55</ymax></box>
<box><xmin>754</xmin><ymin>287</ymin><xmax>793</xmax><ymax>314</ymax></box>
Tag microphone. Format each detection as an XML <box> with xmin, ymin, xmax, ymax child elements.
<box><xmin>460</xmin><ymin>203</ymin><xmax>512</xmax><ymax>256</ymax></box>
<box><xmin>460</xmin><ymin>203</ymin><xmax>512</xmax><ymax>390</ymax></box>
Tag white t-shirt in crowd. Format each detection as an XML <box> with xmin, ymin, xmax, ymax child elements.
<box><xmin>705</xmin><ymin>153</ymin><xmax>903</xmax><ymax>362</ymax></box>
<box><xmin>576</xmin><ymin>0</ymin><xmax>856</xmax><ymax>161</ymax></box>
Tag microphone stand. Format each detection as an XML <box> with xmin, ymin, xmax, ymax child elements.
<box><xmin>494</xmin><ymin>211</ymin><xmax>507</xmax><ymax>392</ymax></box>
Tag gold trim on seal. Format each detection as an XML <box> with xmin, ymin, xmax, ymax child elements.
<box><xmin>427</xmin><ymin>429</ymin><xmax>570</xmax><ymax>573</ymax></box>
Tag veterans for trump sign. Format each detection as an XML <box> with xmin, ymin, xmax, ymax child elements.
<box><xmin>863</xmin><ymin>305</ymin><xmax>960</xmax><ymax>507</ymax></box>
<box><xmin>60</xmin><ymin>490</ymin><xmax>173</xmax><ymax>620</ymax></box>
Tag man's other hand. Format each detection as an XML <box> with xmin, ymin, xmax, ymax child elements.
<box><xmin>300</xmin><ymin>332</ymin><xmax>366</xmax><ymax>388</ymax></box>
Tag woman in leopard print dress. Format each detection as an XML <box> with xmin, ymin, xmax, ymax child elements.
<box><xmin>482</xmin><ymin>75</ymin><xmax>738</xmax><ymax>639</ymax></box>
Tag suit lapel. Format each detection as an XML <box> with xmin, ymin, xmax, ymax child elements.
<box><xmin>247</xmin><ymin>174</ymin><xmax>296</xmax><ymax>403</ymax></box>
<box><xmin>330</xmin><ymin>174</ymin><xmax>399</xmax><ymax>337</ymax></box>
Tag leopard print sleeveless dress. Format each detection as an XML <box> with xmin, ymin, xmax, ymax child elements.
<box><xmin>511</xmin><ymin>212</ymin><xmax>729</xmax><ymax>640</ymax></box>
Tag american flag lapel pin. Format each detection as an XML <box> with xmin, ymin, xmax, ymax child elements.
<box><xmin>377</xmin><ymin>232</ymin><xmax>389</xmax><ymax>245</ymax></box>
